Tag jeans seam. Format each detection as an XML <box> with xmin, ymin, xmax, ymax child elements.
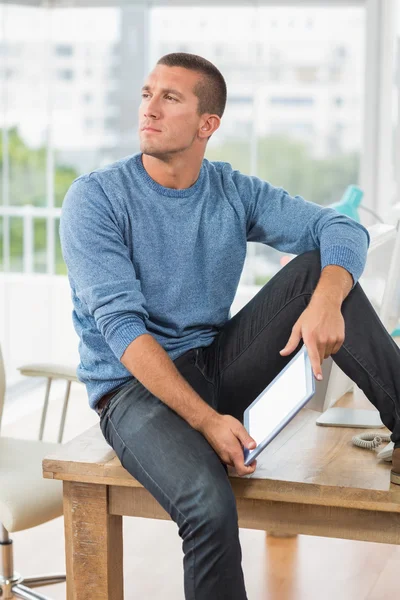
<box><xmin>341</xmin><ymin>341</ymin><xmax>400</xmax><ymax>422</ymax></box>
<box><xmin>107</xmin><ymin>414</ymin><xmax>197</xmax><ymax>594</ymax></box>
<box><xmin>194</xmin><ymin>349</ymin><xmax>219</xmax><ymax>412</ymax></box>
<box><xmin>219</xmin><ymin>292</ymin><xmax>311</xmax><ymax>377</ymax></box>
<box><xmin>194</xmin><ymin>361</ymin><xmax>215</xmax><ymax>385</ymax></box>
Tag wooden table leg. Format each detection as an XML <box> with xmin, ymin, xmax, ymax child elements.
<box><xmin>63</xmin><ymin>481</ymin><xmax>123</xmax><ymax>600</ymax></box>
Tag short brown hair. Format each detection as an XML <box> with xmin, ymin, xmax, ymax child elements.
<box><xmin>157</xmin><ymin>52</ymin><xmax>227</xmax><ymax>121</ymax></box>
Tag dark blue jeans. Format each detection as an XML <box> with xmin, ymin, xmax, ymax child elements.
<box><xmin>99</xmin><ymin>250</ymin><xmax>400</xmax><ymax>599</ymax></box>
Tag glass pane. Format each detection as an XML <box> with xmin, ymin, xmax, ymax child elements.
<box><xmin>256</xmin><ymin>7</ymin><xmax>364</xmax><ymax>206</ymax></box>
<box><xmin>55</xmin><ymin>217</ymin><xmax>67</xmax><ymax>275</ymax></box>
<box><xmin>9</xmin><ymin>216</ymin><xmax>23</xmax><ymax>272</ymax></box>
<box><xmin>54</xmin><ymin>161</ymin><xmax>79</xmax><ymax>209</ymax></box>
<box><xmin>51</xmin><ymin>7</ymin><xmax>126</xmax><ymax>205</ymax></box>
<box><xmin>2</xmin><ymin>5</ymin><xmax>49</xmax><ymax>207</ymax></box>
<box><xmin>33</xmin><ymin>217</ymin><xmax>47</xmax><ymax>273</ymax></box>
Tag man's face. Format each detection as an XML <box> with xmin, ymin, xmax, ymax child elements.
<box><xmin>138</xmin><ymin>65</ymin><xmax>208</xmax><ymax>157</ymax></box>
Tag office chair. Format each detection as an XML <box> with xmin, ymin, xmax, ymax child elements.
<box><xmin>0</xmin><ymin>344</ymin><xmax>79</xmax><ymax>599</ymax></box>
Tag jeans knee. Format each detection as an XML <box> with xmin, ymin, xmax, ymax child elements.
<box><xmin>298</xmin><ymin>248</ymin><xmax>321</xmax><ymax>269</ymax></box>
<box><xmin>289</xmin><ymin>249</ymin><xmax>321</xmax><ymax>289</ymax></box>
<box><xmin>179</xmin><ymin>477</ymin><xmax>239</xmax><ymax>545</ymax></box>
<box><xmin>207</xmin><ymin>500</ymin><xmax>238</xmax><ymax>538</ymax></box>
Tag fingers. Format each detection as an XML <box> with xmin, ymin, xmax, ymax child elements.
<box><xmin>306</xmin><ymin>341</ymin><xmax>323</xmax><ymax>380</ymax></box>
<box><xmin>331</xmin><ymin>338</ymin><xmax>345</xmax><ymax>355</ymax></box>
<box><xmin>279</xmin><ymin>326</ymin><xmax>301</xmax><ymax>357</ymax></box>
<box><xmin>236</xmin><ymin>427</ymin><xmax>257</xmax><ymax>452</ymax></box>
<box><xmin>233</xmin><ymin>452</ymin><xmax>257</xmax><ymax>476</ymax></box>
<box><xmin>230</xmin><ymin>441</ymin><xmax>257</xmax><ymax>477</ymax></box>
<box><xmin>311</xmin><ymin>337</ymin><xmax>345</xmax><ymax>372</ymax></box>
<box><xmin>233</xmin><ymin>429</ymin><xmax>257</xmax><ymax>476</ymax></box>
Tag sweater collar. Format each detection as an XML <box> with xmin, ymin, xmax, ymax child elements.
<box><xmin>134</xmin><ymin>152</ymin><xmax>206</xmax><ymax>198</ymax></box>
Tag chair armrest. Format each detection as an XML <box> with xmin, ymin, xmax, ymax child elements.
<box><xmin>18</xmin><ymin>363</ymin><xmax>80</xmax><ymax>382</ymax></box>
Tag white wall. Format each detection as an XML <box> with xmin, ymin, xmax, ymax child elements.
<box><xmin>0</xmin><ymin>275</ymin><xmax>80</xmax><ymax>387</ymax></box>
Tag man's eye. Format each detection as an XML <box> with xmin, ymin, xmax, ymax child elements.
<box><xmin>141</xmin><ymin>93</ymin><xmax>176</xmax><ymax>101</ymax></box>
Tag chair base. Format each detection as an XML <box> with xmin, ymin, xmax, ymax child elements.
<box><xmin>1</xmin><ymin>523</ymin><xmax>66</xmax><ymax>600</ymax></box>
<box><xmin>0</xmin><ymin>574</ymin><xmax>66</xmax><ymax>599</ymax></box>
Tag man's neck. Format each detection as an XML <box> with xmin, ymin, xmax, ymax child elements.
<box><xmin>141</xmin><ymin>153</ymin><xmax>202</xmax><ymax>190</ymax></box>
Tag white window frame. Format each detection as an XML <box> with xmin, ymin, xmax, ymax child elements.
<box><xmin>361</xmin><ymin>0</ymin><xmax>397</xmax><ymax>222</ymax></box>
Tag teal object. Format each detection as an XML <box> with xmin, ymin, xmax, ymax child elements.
<box><xmin>329</xmin><ymin>185</ymin><xmax>364</xmax><ymax>222</ymax></box>
<box><xmin>330</xmin><ymin>185</ymin><xmax>400</xmax><ymax>337</ymax></box>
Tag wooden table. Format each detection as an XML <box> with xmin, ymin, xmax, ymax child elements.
<box><xmin>43</xmin><ymin>401</ymin><xmax>400</xmax><ymax>600</ymax></box>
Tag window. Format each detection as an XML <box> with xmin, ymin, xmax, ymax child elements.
<box><xmin>57</xmin><ymin>69</ymin><xmax>74</xmax><ymax>81</ymax></box>
<box><xmin>108</xmin><ymin>65</ymin><xmax>119</xmax><ymax>79</ymax></box>
<box><xmin>0</xmin><ymin>2</ymin><xmax>366</xmax><ymax>283</ymax></box>
<box><xmin>295</xmin><ymin>66</ymin><xmax>318</xmax><ymax>83</ymax></box>
<box><xmin>104</xmin><ymin>117</ymin><xmax>118</xmax><ymax>131</ymax></box>
<box><xmin>55</xmin><ymin>44</ymin><xmax>73</xmax><ymax>56</ymax></box>
<box><xmin>270</xmin><ymin>97</ymin><xmax>314</xmax><ymax>106</ymax></box>
<box><xmin>106</xmin><ymin>91</ymin><xmax>118</xmax><ymax>106</ymax></box>
<box><xmin>228</xmin><ymin>96</ymin><xmax>253</xmax><ymax>105</ymax></box>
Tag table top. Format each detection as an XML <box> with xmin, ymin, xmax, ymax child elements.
<box><xmin>43</xmin><ymin>393</ymin><xmax>400</xmax><ymax>513</ymax></box>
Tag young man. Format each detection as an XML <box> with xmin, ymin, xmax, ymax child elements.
<box><xmin>60</xmin><ymin>52</ymin><xmax>400</xmax><ymax>600</ymax></box>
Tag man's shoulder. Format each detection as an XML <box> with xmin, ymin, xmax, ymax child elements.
<box><xmin>67</xmin><ymin>153</ymin><xmax>140</xmax><ymax>195</ymax></box>
<box><xmin>88</xmin><ymin>153</ymin><xmax>138</xmax><ymax>178</ymax></box>
<box><xmin>78</xmin><ymin>153</ymin><xmax>138</xmax><ymax>186</ymax></box>
<box><xmin>204</xmin><ymin>157</ymin><xmax>234</xmax><ymax>174</ymax></box>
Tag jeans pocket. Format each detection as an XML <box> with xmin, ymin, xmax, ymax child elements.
<box><xmin>100</xmin><ymin>388</ymin><xmax>123</xmax><ymax>423</ymax></box>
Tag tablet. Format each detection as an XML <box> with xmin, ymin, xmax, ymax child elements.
<box><xmin>243</xmin><ymin>345</ymin><xmax>315</xmax><ymax>466</ymax></box>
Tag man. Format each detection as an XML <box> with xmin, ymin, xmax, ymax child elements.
<box><xmin>60</xmin><ymin>52</ymin><xmax>400</xmax><ymax>600</ymax></box>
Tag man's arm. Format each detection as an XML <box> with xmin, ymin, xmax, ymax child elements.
<box><xmin>231</xmin><ymin>169</ymin><xmax>370</xmax><ymax>289</ymax></box>
<box><xmin>120</xmin><ymin>334</ymin><xmax>217</xmax><ymax>431</ymax></box>
<box><xmin>60</xmin><ymin>177</ymin><xmax>150</xmax><ymax>360</ymax></box>
<box><xmin>121</xmin><ymin>334</ymin><xmax>258</xmax><ymax>477</ymax></box>
<box><xmin>311</xmin><ymin>264</ymin><xmax>353</xmax><ymax>306</ymax></box>
<box><xmin>280</xmin><ymin>264</ymin><xmax>353</xmax><ymax>379</ymax></box>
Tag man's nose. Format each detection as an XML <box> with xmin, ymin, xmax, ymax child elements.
<box><xmin>144</xmin><ymin>96</ymin><xmax>161</xmax><ymax>116</ymax></box>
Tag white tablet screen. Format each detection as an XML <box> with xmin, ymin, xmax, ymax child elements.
<box><xmin>248</xmin><ymin>350</ymin><xmax>307</xmax><ymax>445</ymax></box>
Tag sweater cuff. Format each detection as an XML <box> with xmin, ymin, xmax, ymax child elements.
<box><xmin>105</xmin><ymin>318</ymin><xmax>148</xmax><ymax>360</ymax></box>
<box><xmin>321</xmin><ymin>246</ymin><xmax>365</xmax><ymax>289</ymax></box>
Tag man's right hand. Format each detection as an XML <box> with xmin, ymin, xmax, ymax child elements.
<box><xmin>199</xmin><ymin>413</ymin><xmax>258</xmax><ymax>477</ymax></box>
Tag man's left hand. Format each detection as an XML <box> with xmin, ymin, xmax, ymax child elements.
<box><xmin>279</xmin><ymin>299</ymin><xmax>345</xmax><ymax>381</ymax></box>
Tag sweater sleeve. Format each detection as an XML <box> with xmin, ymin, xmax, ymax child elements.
<box><xmin>231</xmin><ymin>169</ymin><xmax>370</xmax><ymax>288</ymax></box>
<box><xmin>60</xmin><ymin>175</ymin><xmax>149</xmax><ymax>360</ymax></box>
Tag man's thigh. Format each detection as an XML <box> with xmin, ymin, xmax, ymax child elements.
<box><xmin>99</xmin><ymin>349</ymin><xmax>230</xmax><ymax>525</ymax></box>
<box><xmin>213</xmin><ymin>250</ymin><xmax>321</xmax><ymax>421</ymax></box>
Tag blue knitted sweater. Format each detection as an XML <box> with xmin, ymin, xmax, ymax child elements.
<box><xmin>60</xmin><ymin>152</ymin><xmax>370</xmax><ymax>410</ymax></box>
